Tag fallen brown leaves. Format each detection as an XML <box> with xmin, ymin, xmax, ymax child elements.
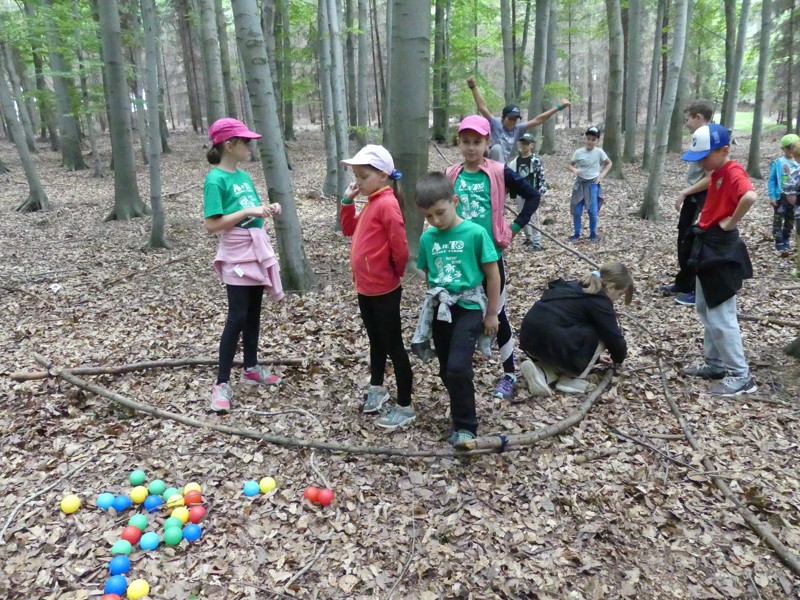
<box><xmin>1</xmin><ymin>127</ymin><xmax>799</xmax><ymax>598</ymax></box>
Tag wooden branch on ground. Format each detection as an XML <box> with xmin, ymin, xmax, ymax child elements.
<box><xmin>101</xmin><ymin>254</ymin><xmax>190</xmax><ymax>289</ymax></box>
<box><xmin>738</xmin><ymin>314</ymin><xmax>798</xmax><ymax>329</ymax></box>
<box><xmin>33</xmin><ymin>354</ymin><xmax>612</xmax><ymax>459</ymax></box>
<box><xmin>164</xmin><ymin>183</ymin><xmax>201</xmax><ymax>199</ymax></box>
<box><xmin>657</xmin><ymin>358</ymin><xmax>800</xmax><ymax>577</ymax></box>
<box><xmin>1</xmin><ymin>285</ymin><xmax>57</xmax><ymax>307</ymax></box>
<box><xmin>283</xmin><ymin>542</ymin><xmax>329</xmax><ymax>592</ymax></box>
<box><xmin>574</xmin><ymin>447</ymin><xmax>622</xmax><ymax>464</ymax></box>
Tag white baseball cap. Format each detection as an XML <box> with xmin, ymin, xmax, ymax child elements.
<box><xmin>340</xmin><ymin>145</ymin><xmax>395</xmax><ymax>176</ymax></box>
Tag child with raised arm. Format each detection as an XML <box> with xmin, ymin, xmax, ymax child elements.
<box><xmin>340</xmin><ymin>145</ymin><xmax>414</xmax><ymax>430</ymax></box>
<box><xmin>203</xmin><ymin>118</ymin><xmax>284</xmax><ymax>413</ymax></box>
<box><xmin>446</xmin><ymin>115</ymin><xmax>541</xmax><ymax>401</ymax></box>
<box><xmin>768</xmin><ymin>134</ymin><xmax>800</xmax><ymax>251</ymax></box>
<box><xmin>410</xmin><ymin>172</ymin><xmax>500</xmax><ymax>449</ymax></box>
<box><xmin>680</xmin><ymin>124</ymin><xmax>757</xmax><ymax>396</ymax></box>
<box><xmin>568</xmin><ymin>126</ymin><xmax>612</xmax><ymax>242</ymax></box>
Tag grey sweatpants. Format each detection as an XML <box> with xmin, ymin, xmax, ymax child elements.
<box><xmin>695</xmin><ymin>278</ymin><xmax>749</xmax><ymax>378</ymax></box>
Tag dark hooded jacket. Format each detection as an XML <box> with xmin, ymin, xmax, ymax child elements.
<box><xmin>519</xmin><ymin>278</ymin><xmax>627</xmax><ymax>375</ymax></box>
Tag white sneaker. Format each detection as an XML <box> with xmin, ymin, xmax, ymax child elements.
<box><xmin>520</xmin><ymin>360</ymin><xmax>552</xmax><ymax>397</ymax></box>
<box><xmin>555</xmin><ymin>376</ymin><xmax>589</xmax><ymax>394</ymax></box>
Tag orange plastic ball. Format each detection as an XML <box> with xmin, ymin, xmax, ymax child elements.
<box><xmin>184</xmin><ymin>490</ymin><xmax>202</xmax><ymax>506</ymax></box>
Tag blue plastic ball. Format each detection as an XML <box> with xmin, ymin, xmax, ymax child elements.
<box><xmin>182</xmin><ymin>523</ymin><xmax>202</xmax><ymax>542</ymax></box>
<box><xmin>143</xmin><ymin>495</ymin><xmax>163</xmax><ymax>513</ymax></box>
<box><xmin>112</xmin><ymin>495</ymin><xmax>132</xmax><ymax>513</ymax></box>
<box><xmin>243</xmin><ymin>481</ymin><xmax>260</xmax><ymax>497</ymax></box>
<box><xmin>139</xmin><ymin>531</ymin><xmax>160</xmax><ymax>551</ymax></box>
<box><xmin>108</xmin><ymin>555</ymin><xmax>131</xmax><ymax>576</ymax></box>
<box><xmin>105</xmin><ymin>574</ymin><xmax>128</xmax><ymax>595</ymax></box>
<box><xmin>97</xmin><ymin>493</ymin><xmax>116</xmax><ymax>511</ymax></box>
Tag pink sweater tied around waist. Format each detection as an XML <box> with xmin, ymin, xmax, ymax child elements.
<box><xmin>213</xmin><ymin>227</ymin><xmax>284</xmax><ymax>301</ymax></box>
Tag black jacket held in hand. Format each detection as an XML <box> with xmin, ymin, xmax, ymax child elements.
<box><xmin>684</xmin><ymin>225</ymin><xmax>753</xmax><ymax>309</ymax></box>
<box><xmin>519</xmin><ymin>279</ymin><xmax>627</xmax><ymax>376</ymax></box>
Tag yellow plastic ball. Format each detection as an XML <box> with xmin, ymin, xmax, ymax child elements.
<box><xmin>171</xmin><ymin>506</ymin><xmax>190</xmax><ymax>523</ymax></box>
<box><xmin>130</xmin><ymin>486</ymin><xmax>148</xmax><ymax>504</ymax></box>
<box><xmin>259</xmin><ymin>477</ymin><xmax>276</xmax><ymax>494</ymax></box>
<box><xmin>127</xmin><ymin>578</ymin><xmax>150</xmax><ymax>599</ymax></box>
<box><xmin>183</xmin><ymin>482</ymin><xmax>202</xmax><ymax>494</ymax></box>
<box><xmin>166</xmin><ymin>494</ymin><xmax>184</xmax><ymax>509</ymax></box>
<box><xmin>60</xmin><ymin>494</ymin><xmax>81</xmax><ymax>514</ymax></box>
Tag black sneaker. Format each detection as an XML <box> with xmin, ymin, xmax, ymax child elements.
<box><xmin>682</xmin><ymin>364</ymin><xmax>726</xmax><ymax>380</ymax></box>
<box><xmin>659</xmin><ymin>284</ymin><xmax>680</xmax><ymax>296</ymax></box>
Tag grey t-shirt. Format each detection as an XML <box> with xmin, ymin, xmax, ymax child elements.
<box><xmin>571</xmin><ymin>147</ymin><xmax>609</xmax><ymax>181</ymax></box>
<box><xmin>686</xmin><ymin>161</ymin><xmax>706</xmax><ymax>187</ymax></box>
<box><xmin>489</xmin><ymin>116</ymin><xmax>526</xmax><ymax>163</ymax></box>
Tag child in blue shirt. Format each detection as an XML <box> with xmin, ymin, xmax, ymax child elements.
<box><xmin>768</xmin><ymin>134</ymin><xmax>800</xmax><ymax>250</ymax></box>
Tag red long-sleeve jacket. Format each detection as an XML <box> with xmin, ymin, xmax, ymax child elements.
<box><xmin>340</xmin><ymin>186</ymin><xmax>409</xmax><ymax>296</ymax></box>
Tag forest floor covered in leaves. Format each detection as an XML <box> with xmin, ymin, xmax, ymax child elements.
<box><xmin>1</xmin><ymin>127</ymin><xmax>799</xmax><ymax>599</ymax></box>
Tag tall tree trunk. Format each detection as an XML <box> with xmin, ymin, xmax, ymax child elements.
<box><xmin>154</xmin><ymin>18</ymin><xmax>172</xmax><ymax>152</ymax></box>
<box><xmin>232</xmin><ymin>0</ymin><xmax>316</xmax><ymax>292</ymax></box>
<box><xmin>587</xmin><ymin>49</ymin><xmax>594</xmax><ymax>123</ymax></box>
<box><xmin>787</xmin><ymin>0</ymin><xmax>795</xmax><ymax>133</ymax></box>
<box><xmin>540</xmin><ymin>2</ymin><xmax>557</xmax><ymax>154</ymax></box>
<box><xmin>326</xmin><ymin>0</ymin><xmax>350</xmax><ymax>197</ymax></box>
<box><xmin>10</xmin><ymin>46</ymin><xmax>38</xmax><ymax>135</ymax></box>
<box><xmin>175</xmin><ymin>0</ymin><xmax>203</xmax><ymax>131</ymax></box>
<box><xmin>528</xmin><ymin>0</ymin><xmax>550</xmax><ymax>145</ymax></box>
<box><xmin>621</xmin><ymin>3</ymin><xmax>628</xmax><ymax>133</ymax></box>
<box><xmin>638</xmin><ymin>0</ymin><xmax>689</xmax><ymax>220</ymax></box>
<box><xmin>604</xmin><ymin>0</ymin><xmax>624</xmax><ymax>177</ymax></box>
<box><xmin>642</xmin><ymin>0</ymin><xmax>666</xmax><ymax>171</ymax></box>
<box><xmin>128</xmin><ymin>40</ymin><xmax>150</xmax><ymax>166</ymax></box>
<box><xmin>0</xmin><ymin>52</ymin><xmax>48</xmax><ymax>212</ymax></box>
<box><xmin>0</xmin><ymin>39</ymin><xmax>36</xmax><ymax>153</ymax></box>
<box><xmin>71</xmin><ymin>3</ymin><xmax>102</xmax><ymax>177</ymax></box>
<box><xmin>386</xmin><ymin>0</ymin><xmax>431</xmax><ymax>259</ymax></box>
<box><xmin>98</xmin><ymin>0</ymin><xmax>147</xmax><ymax>220</ymax></box>
<box><xmin>141</xmin><ymin>0</ymin><xmax>170</xmax><ymax>248</ymax></box>
<box><xmin>382</xmin><ymin>0</ymin><xmax>393</xmax><ymax>143</ymax></box>
<box><xmin>261</xmin><ymin>0</ymin><xmax>282</xmax><ymax>129</ymax></box>
<box><xmin>622</xmin><ymin>0</ymin><xmax>641</xmax><ymax>162</ymax></box>
<box><xmin>356</xmin><ymin>0</ymin><xmax>368</xmax><ymax>146</ymax></box>
<box><xmin>370</xmin><ymin>0</ymin><xmax>386</xmax><ymax>130</ymax></box>
<box><xmin>41</xmin><ymin>0</ymin><xmax>87</xmax><ymax>171</ymax></box>
<box><xmin>318</xmin><ymin>0</ymin><xmax>338</xmax><ymax>197</ymax></box>
<box><xmin>668</xmin><ymin>0</ymin><xmax>694</xmax><ymax>152</ymax></box>
<box><xmin>431</xmin><ymin>0</ymin><xmax>447</xmax><ymax>142</ymax></box>
<box><xmin>345</xmin><ymin>0</ymin><xmax>357</xmax><ymax>132</ymax></box>
<box><xmin>236</xmin><ymin>47</ymin><xmax>259</xmax><ymax>159</ymax></box>
<box><xmin>747</xmin><ymin>0</ymin><xmax>771</xmax><ymax>179</ymax></box>
<box><xmin>215</xmin><ymin>0</ymin><xmax>237</xmax><ymax>117</ymax></box>
<box><xmin>198</xmin><ymin>0</ymin><xmax>226</xmax><ymax>123</ymax></box>
<box><xmin>369</xmin><ymin>7</ymin><xmax>382</xmax><ymax>128</ymax></box>
<box><xmin>23</xmin><ymin>0</ymin><xmax>59</xmax><ymax>149</ymax></box>
<box><xmin>500</xmin><ymin>0</ymin><xmax>514</xmax><ymax>103</ymax></box>
<box><xmin>515</xmin><ymin>0</ymin><xmax>532</xmax><ymax>99</ymax></box>
<box><xmin>721</xmin><ymin>0</ymin><xmax>751</xmax><ymax>132</ymax></box>
<box><xmin>720</xmin><ymin>0</ymin><xmax>736</xmax><ymax>128</ymax></box>
<box><xmin>280</xmin><ymin>0</ymin><xmax>295</xmax><ymax>139</ymax></box>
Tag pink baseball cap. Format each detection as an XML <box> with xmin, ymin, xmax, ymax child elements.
<box><xmin>340</xmin><ymin>144</ymin><xmax>395</xmax><ymax>175</ymax></box>
<box><xmin>208</xmin><ymin>118</ymin><xmax>262</xmax><ymax>145</ymax></box>
<box><xmin>458</xmin><ymin>115</ymin><xmax>491</xmax><ymax>136</ymax></box>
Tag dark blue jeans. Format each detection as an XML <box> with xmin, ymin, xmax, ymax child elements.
<box><xmin>573</xmin><ymin>182</ymin><xmax>600</xmax><ymax>236</ymax></box>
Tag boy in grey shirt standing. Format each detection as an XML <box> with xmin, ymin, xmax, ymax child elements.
<box><xmin>568</xmin><ymin>126</ymin><xmax>612</xmax><ymax>242</ymax></box>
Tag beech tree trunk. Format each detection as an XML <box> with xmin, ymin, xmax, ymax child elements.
<box><xmin>215</xmin><ymin>0</ymin><xmax>237</xmax><ymax>117</ymax></box>
<box><xmin>540</xmin><ymin>2</ymin><xmax>557</xmax><ymax>155</ymax></box>
<box><xmin>721</xmin><ymin>0</ymin><xmax>751</xmax><ymax>132</ymax></box>
<box><xmin>500</xmin><ymin>0</ymin><xmax>514</xmax><ymax>103</ymax></box>
<box><xmin>0</xmin><ymin>37</ymin><xmax>36</xmax><ymax>153</ymax></box>
<box><xmin>527</xmin><ymin>0</ymin><xmax>549</xmax><ymax>145</ymax></box>
<box><xmin>642</xmin><ymin>0</ymin><xmax>666</xmax><ymax>171</ymax></box>
<box><xmin>23</xmin><ymin>0</ymin><xmax>59</xmax><ymax>149</ymax></box>
<box><xmin>668</xmin><ymin>0</ymin><xmax>695</xmax><ymax>152</ymax></box>
<box><xmin>175</xmin><ymin>0</ymin><xmax>203</xmax><ymax>131</ymax></box>
<box><xmin>356</xmin><ymin>0</ymin><xmax>368</xmax><ymax>146</ymax></box>
<box><xmin>747</xmin><ymin>0</ymin><xmax>771</xmax><ymax>179</ymax></box>
<box><xmin>326</xmin><ymin>0</ymin><xmax>350</xmax><ymax>197</ymax></box>
<box><xmin>604</xmin><ymin>0</ymin><xmax>624</xmax><ymax>178</ymax></box>
<box><xmin>318</xmin><ymin>0</ymin><xmax>338</xmax><ymax>198</ymax></box>
<box><xmin>198</xmin><ymin>0</ymin><xmax>226</xmax><ymax>124</ymax></box>
<box><xmin>720</xmin><ymin>0</ymin><xmax>737</xmax><ymax>128</ymax></box>
<box><xmin>431</xmin><ymin>0</ymin><xmax>448</xmax><ymax>142</ymax></box>
<box><xmin>232</xmin><ymin>0</ymin><xmax>316</xmax><ymax>292</ymax></box>
<box><xmin>515</xmin><ymin>0</ymin><xmax>532</xmax><ymax>100</ymax></box>
<box><xmin>280</xmin><ymin>0</ymin><xmax>295</xmax><ymax>139</ymax></box>
<box><xmin>622</xmin><ymin>0</ymin><xmax>641</xmax><ymax>162</ymax></box>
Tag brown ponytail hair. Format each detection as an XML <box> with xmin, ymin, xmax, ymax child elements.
<box><xmin>579</xmin><ymin>262</ymin><xmax>634</xmax><ymax>305</ymax></box>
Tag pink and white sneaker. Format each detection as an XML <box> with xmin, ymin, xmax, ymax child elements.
<box><xmin>210</xmin><ymin>382</ymin><xmax>233</xmax><ymax>412</ymax></box>
<box><xmin>242</xmin><ymin>365</ymin><xmax>281</xmax><ymax>386</ymax></box>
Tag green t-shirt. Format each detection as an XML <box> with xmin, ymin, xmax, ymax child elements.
<box><xmin>454</xmin><ymin>169</ymin><xmax>493</xmax><ymax>243</ymax></box>
<box><xmin>203</xmin><ymin>168</ymin><xmax>263</xmax><ymax>228</ymax></box>
<box><xmin>417</xmin><ymin>220</ymin><xmax>499</xmax><ymax>309</ymax></box>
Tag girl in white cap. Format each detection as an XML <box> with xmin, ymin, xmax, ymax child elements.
<box><xmin>340</xmin><ymin>145</ymin><xmax>414</xmax><ymax>430</ymax></box>
<box><xmin>203</xmin><ymin>118</ymin><xmax>284</xmax><ymax>413</ymax></box>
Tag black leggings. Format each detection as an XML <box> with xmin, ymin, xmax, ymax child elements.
<box><xmin>217</xmin><ymin>284</ymin><xmax>264</xmax><ymax>384</ymax></box>
<box><xmin>357</xmin><ymin>287</ymin><xmax>413</xmax><ymax>406</ymax></box>
<box><xmin>674</xmin><ymin>191</ymin><xmax>706</xmax><ymax>293</ymax></box>
<box><xmin>482</xmin><ymin>256</ymin><xmax>515</xmax><ymax>374</ymax></box>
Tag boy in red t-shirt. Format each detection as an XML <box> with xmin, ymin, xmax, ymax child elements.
<box><xmin>680</xmin><ymin>124</ymin><xmax>757</xmax><ymax>396</ymax></box>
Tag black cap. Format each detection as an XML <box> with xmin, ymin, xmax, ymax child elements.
<box><xmin>519</xmin><ymin>133</ymin><xmax>535</xmax><ymax>143</ymax></box>
<box><xmin>502</xmin><ymin>104</ymin><xmax>522</xmax><ymax>118</ymax></box>
<box><xmin>585</xmin><ymin>126</ymin><xmax>601</xmax><ymax>137</ymax></box>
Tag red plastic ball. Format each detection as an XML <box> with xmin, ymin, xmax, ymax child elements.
<box><xmin>303</xmin><ymin>486</ymin><xmax>320</xmax><ymax>503</ymax></box>
<box><xmin>188</xmin><ymin>505</ymin><xmax>207</xmax><ymax>524</ymax></box>
<box><xmin>317</xmin><ymin>488</ymin><xmax>335</xmax><ymax>506</ymax></box>
<box><xmin>120</xmin><ymin>525</ymin><xmax>142</xmax><ymax>545</ymax></box>
<box><xmin>102</xmin><ymin>595</ymin><xmax>122</xmax><ymax>600</ymax></box>
<box><xmin>184</xmin><ymin>490</ymin><xmax>202</xmax><ymax>506</ymax></box>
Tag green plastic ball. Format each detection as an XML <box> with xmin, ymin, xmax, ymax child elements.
<box><xmin>163</xmin><ymin>516</ymin><xmax>183</xmax><ymax>530</ymax></box>
<box><xmin>163</xmin><ymin>526</ymin><xmax>183</xmax><ymax>546</ymax></box>
<box><xmin>128</xmin><ymin>514</ymin><xmax>148</xmax><ymax>531</ymax></box>
<box><xmin>111</xmin><ymin>539</ymin><xmax>133</xmax><ymax>555</ymax></box>
<box><xmin>129</xmin><ymin>470</ymin><xmax>146</xmax><ymax>486</ymax></box>
<box><xmin>163</xmin><ymin>488</ymin><xmax>180</xmax><ymax>502</ymax></box>
<box><xmin>148</xmin><ymin>479</ymin><xmax>166</xmax><ymax>496</ymax></box>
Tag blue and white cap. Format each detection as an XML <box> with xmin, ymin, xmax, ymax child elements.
<box><xmin>682</xmin><ymin>124</ymin><xmax>730</xmax><ymax>161</ymax></box>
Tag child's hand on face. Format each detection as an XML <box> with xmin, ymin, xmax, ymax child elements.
<box><xmin>345</xmin><ymin>182</ymin><xmax>359</xmax><ymax>200</ymax></box>
<box><xmin>483</xmin><ymin>314</ymin><xmax>499</xmax><ymax>337</ymax></box>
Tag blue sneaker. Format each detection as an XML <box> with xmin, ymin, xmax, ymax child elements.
<box><xmin>589</xmin><ymin>234</ymin><xmax>599</xmax><ymax>242</ymax></box>
<box><xmin>568</xmin><ymin>234</ymin><xmax>580</xmax><ymax>241</ymax></box>
<box><xmin>493</xmin><ymin>374</ymin><xmax>516</xmax><ymax>400</ymax></box>
<box><xmin>675</xmin><ymin>292</ymin><xmax>696</xmax><ymax>306</ymax></box>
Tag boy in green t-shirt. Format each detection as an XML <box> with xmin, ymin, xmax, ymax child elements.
<box><xmin>413</xmin><ymin>172</ymin><xmax>501</xmax><ymax>449</ymax></box>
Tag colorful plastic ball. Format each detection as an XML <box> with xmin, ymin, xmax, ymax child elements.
<box><xmin>127</xmin><ymin>579</ymin><xmax>150</xmax><ymax>600</ymax></box>
<box><xmin>105</xmin><ymin>575</ymin><xmax>128</xmax><ymax>596</ymax></box>
<box><xmin>60</xmin><ymin>494</ymin><xmax>81</xmax><ymax>514</ymax></box>
<box><xmin>143</xmin><ymin>495</ymin><xmax>163</xmax><ymax>513</ymax></box>
<box><xmin>243</xmin><ymin>481</ymin><xmax>260</xmax><ymax>497</ymax></box>
<box><xmin>129</xmin><ymin>486</ymin><xmax>148</xmax><ymax>505</ymax></box>
<box><xmin>163</xmin><ymin>488</ymin><xmax>180</xmax><ymax>503</ymax></box>
<box><xmin>111</xmin><ymin>540</ymin><xmax>132</xmax><ymax>556</ymax></box>
<box><xmin>108</xmin><ymin>555</ymin><xmax>131</xmax><ymax>576</ymax></box>
<box><xmin>318</xmin><ymin>488</ymin><xmax>335</xmax><ymax>506</ymax></box>
<box><xmin>148</xmin><ymin>479</ymin><xmax>166</xmax><ymax>496</ymax></box>
<box><xmin>166</xmin><ymin>494</ymin><xmax>184</xmax><ymax>509</ymax></box>
<box><xmin>259</xmin><ymin>477</ymin><xmax>276</xmax><ymax>494</ymax></box>
<box><xmin>112</xmin><ymin>495</ymin><xmax>132</xmax><ymax>513</ymax></box>
<box><xmin>163</xmin><ymin>526</ymin><xmax>183</xmax><ymax>547</ymax></box>
<box><xmin>171</xmin><ymin>506</ymin><xmax>190</xmax><ymax>524</ymax></box>
<box><xmin>188</xmin><ymin>506</ymin><xmax>207</xmax><ymax>524</ymax></box>
<box><xmin>97</xmin><ymin>493</ymin><xmax>116</xmax><ymax>511</ymax></box>
<box><xmin>139</xmin><ymin>531</ymin><xmax>160</xmax><ymax>551</ymax></box>
<box><xmin>303</xmin><ymin>486</ymin><xmax>320</xmax><ymax>503</ymax></box>
<box><xmin>182</xmin><ymin>523</ymin><xmax>202</xmax><ymax>542</ymax></box>
<box><xmin>183</xmin><ymin>482</ymin><xmax>202</xmax><ymax>494</ymax></box>
<box><xmin>163</xmin><ymin>516</ymin><xmax>183</xmax><ymax>530</ymax></box>
<box><xmin>184</xmin><ymin>490</ymin><xmax>202</xmax><ymax>506</ymax></box>
<box><xmin>102</xmin><ymin>595</ymin><xmax>122</xmax><ymax>600</ymax></box>
<box><xmin>120</xmin><ymin>526</ymin><xmax>142</xmax><ymax>545</ymax></box>
<box><xmin>129</xmin><ymin>470</ymin><xmax>146</xmax><ymax>486</ymax></box>
<box><xmin>128</xmin><ymin>514</ymin><xmax>148</xmax><ymax>531</ymax></box>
